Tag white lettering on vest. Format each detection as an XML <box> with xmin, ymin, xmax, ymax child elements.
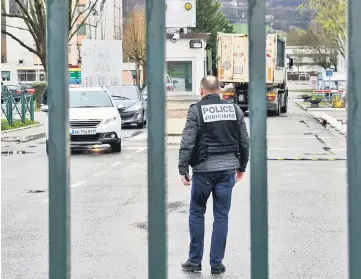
<box><xmin>201</xmin><ymin>104</ymin><xmax>237</xmax><ymax>123</ymax></box>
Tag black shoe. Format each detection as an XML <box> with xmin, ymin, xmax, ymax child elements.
<box><xmin>181</xmin><ymin>260</ymin><xmax>202</xmax><ymax>272</ymax></box>
<box><xmin>211</xmin><ymin>263</ymin><xmax>226</xmax><ymax>274</ymax></box>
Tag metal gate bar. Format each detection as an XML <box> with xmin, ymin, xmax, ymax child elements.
<box><xmin>347</xmin><ymin>0</ymin><xmax>361</xmax><ymax>278</ymax></box>
<box><xmin>146</xmin><ymin>0</ymin><xmax>167</xmax><ymax>277</ymax></box>
<box><xmin>47</xmin><ymin>0</ymin><xmax>71</xmax><ymax>278</ymax></box>
<box><xmin>248</xmin><ymin>0</ymin><xmax>268</xmax><ymax>278</ymax></box>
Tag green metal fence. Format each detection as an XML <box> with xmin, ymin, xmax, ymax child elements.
<box><xmin>46</xmin><ymin>0</ymin><xmax>361</xmax><ymax>278</ymax></box>
<box><xmin>1</xmin><ymin>93</ymin><xmax>34</xmax><ymax>125</ymax></box>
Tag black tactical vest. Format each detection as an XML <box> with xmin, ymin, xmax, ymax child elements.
<box><xmin>190</xmin><ymin>94</ymin><xmax>239</xmax><ymax>167</ymax></box>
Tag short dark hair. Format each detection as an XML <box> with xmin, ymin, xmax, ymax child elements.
<box><xmin>200</xmin><ymin>75</ymin><xmax>220</xmax><ymax>92</ymax></box>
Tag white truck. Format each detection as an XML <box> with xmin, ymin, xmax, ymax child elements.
<box><xmin>216</xmin><ymin>33</ymin><xmax>293</xmax><ymax>115</ymax></box>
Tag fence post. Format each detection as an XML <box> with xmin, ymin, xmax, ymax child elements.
<box><xmin>347</xmin><ymin>0</ymin><xmax>361</xmax><ymax>278</ymax></box>
<box><xmin>30</xmin><ymin>95</ymin><xmax>34</xmax><ymax>121</ymax></box>
<box><xmin>145</xmin><ymin>0</ymin><xmax>167</xmax><ymax>277</ymax></box>
<box><xmin>21</xmin><ymin>94</ymin><xmax>26</xmax><ymax>123</ymax></box>
<box><xmin>248</xmin><ymin>0</ymin><xmax>268</xmax><ymax>278</ymax></box>
<box><xmin>7</xmin><ymin>95</ymin><xmax>13</xmax><ymax>126</ymax></box>
<box><xmin>47</xmin><ymin>0</ymin><xmax>70</xmax><ymax>278</ymax></box>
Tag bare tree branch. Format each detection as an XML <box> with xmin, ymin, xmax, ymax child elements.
<box><xmin>5</xmin><ymin>24</ymin><xmax>30</xmax><ymax>32</ymax></box>
<box><xmin>1</xmin><ymin>29</ymin><xmax>40</xmax><ymax>56</ymax></box>
<box><xmin>69</xmin><ymin>0</ymin><xmax>100</xmax><ymax>40</ymax></box>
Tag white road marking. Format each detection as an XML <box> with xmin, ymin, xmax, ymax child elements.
<box><xmin>127</xmin><ymin>165</ymin><xmax>137</xmax><ymax>168</ymax></box>
<box><xmin>93</xmin><ymin>171</ymin><xmax>105</xmax><ymax>177</ymax></box>
<box><xmin>125</xmin><ymin>155</ymin><xmax>133</xmax><ymax>159</ymax></box>
<box><xmin>41</xmin><ymin>199</ymin><xmax>49</xmax><ymax>203</ymax></box>
<box><xmin>70</xmin><ymin>180</ymin><xmax>86</xmax><ymax>188</ymax></box>
<box><xmin>110</xmin><ymin>161</ymin><xmax>121</xmax><ymax>167</ymax></box>
<box><xmin>136</xmin><ymin>147</ymin><xmax>148</xmax><ymax>153</ymax></box>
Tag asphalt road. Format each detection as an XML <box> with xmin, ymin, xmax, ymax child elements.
<box><xmin>1</xmin><ymin>97</ymin><xmax>348</xmax><ymax>279</ymax></box>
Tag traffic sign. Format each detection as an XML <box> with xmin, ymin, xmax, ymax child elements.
<box><xmin>326</xmin><ymin>69</ymin><xmax>333</xmax><ymax>77</ymax></box>
<box><xmin>166</xmin><ymin>0</ymin><xmax>196</xmax><ymax>28</ymax></box>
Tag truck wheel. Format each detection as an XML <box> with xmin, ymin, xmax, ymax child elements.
<box><xmin>110</xmin><ymin>141</ymin><xmax>121</xmax><ymax>153</ymax></box>
<box><xmin>275</xmin><ymin>97</ymin><xmax>281</xmax><ymax>116</ymax></box>
<box><xmin>281</xmin><ymin>95</ymin><xmax>288</xmax><ymax>113</ymax></box>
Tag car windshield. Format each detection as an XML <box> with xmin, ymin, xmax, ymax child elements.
<box><xmin>106</xmin><ymin>86</ymin><xmax>138</xmax><ymax>100</ymax></box>
<box><xmin>7</xmin><ymin>85</ymin><xmax>18</xmax><ymax>93</ymax></box>
<box><xmin>69</xmin><ymin>90</ymin><xmax>113</xmax><ymax>108</ymax></box>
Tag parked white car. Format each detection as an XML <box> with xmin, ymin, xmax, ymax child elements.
<box><xmin>41</xmin><ymin>87</ymin><xmax>123</xmax><ymax>153</ymax></box>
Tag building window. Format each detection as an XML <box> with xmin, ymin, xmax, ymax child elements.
<box><xmin>276</xmin><ymin>37</ymin><xmax>285</xmax><ymax>68</ymax></box>
<box><xmin>167</xmin><ymin>61</ymin><xmax>192</xmax><ymax>92</ymax></box>
<box><xmin>1</xmin><ymin>71</ymin><xmax>11</xmax><ymax>81</ymax></box>
<box><xmin>17</xmin><ymin>70</ymin><xmax>36</xmax><ymax>82</ymax></box>
<box><xmin>77</xmin><ymin>24</ymin><xmax>86</xmax><ymax>36</ymax></box>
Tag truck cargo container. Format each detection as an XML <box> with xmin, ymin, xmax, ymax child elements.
<box><xmin>216</xmin><ymin>33</ymin><xmax>293</xmax><ymax>115</ymax></box>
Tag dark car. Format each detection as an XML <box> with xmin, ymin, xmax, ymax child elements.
<box><xmin>106</xmin><ymin>85</ymin><xmax>147</xmax><ymax>128</ymax></box>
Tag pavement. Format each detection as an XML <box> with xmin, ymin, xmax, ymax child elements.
<box><xmin>1</xmin><ymin>94</ymin><xmax>348</xmax><ymax>279</ymax></box>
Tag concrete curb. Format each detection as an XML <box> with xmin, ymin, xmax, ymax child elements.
<box><xmin>295</xmin><ymin>102</ymin><xmax>347</xmax><ymax>136</ymax></box>
<box><xmin>1</xmin><ymin>132</ymin><xmax>46</xmax><ymax>143</ymax></box>
<box><xmin>1</xmin><ymin>123</ymin><xmax>43</xmax><ymax>134</ymax></box>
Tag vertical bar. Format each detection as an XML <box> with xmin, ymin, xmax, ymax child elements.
<box><xmin>21</xmin><ymin>94</ymin><xmax>25</xmax><ymax>123</ymax></box>
<box><xmin>146</xmin><ymin>0</ymin><xmax>167</xmax><ymax>278</ymax></box>
<box><xmin>248</xmin><ymin>0</ymin><xmax>268</xmax><ymax>278</ymax></box>
<box><xmin>46</xmin><ymin>0</ymin><xmax>70</xmax><ymax>278</ymax></box>
<box><xmin>30</xmin><ymin>95</ymin><xmax>34</xmax><ymax>121</ymax></box>
<box><xmin>7</xmin><ymin>95</ymin><xmax>13</xmax><ymax>125</ymax></box>
<box><xmin>347</xmin><ymin>0</ymin><xmax>361</xmax><ymax>278</ymax></box>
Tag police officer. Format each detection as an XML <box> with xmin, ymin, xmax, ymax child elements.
<box><xmin>178</xmin><ymin>75</ymin><xmax>249</xmax><ymax>274</ymax></box>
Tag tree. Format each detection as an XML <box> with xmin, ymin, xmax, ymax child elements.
<box><xmin>122</xmin><ymin>8</ymin><xmax>146</xmax><ymax>87</ymax></box>
<box><xmin>299</xmin><ymin>0</ymin><xmax>346</xmax><ymax>58</ymax></box>
<box><xmin>193</xmin><ymin>0</ymin><xmax>234</xmax><ymax>75</ymax></box>
<box><xmin>1</xmin><ymin>0</ymin><xmax>100</xmax><ymax>73</ymax></box>
<box><xmin>286</xmin><ymin>24</ymin><xmax>339</xmax><ymax>71</ymax></box>
<box><xmin>305</xmin><ymin>25</ymin><xmax>339</xmax><ymax>71</ymax></box>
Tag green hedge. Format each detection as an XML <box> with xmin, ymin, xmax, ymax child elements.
<box><xmin>32</xmin><ymin>82</ymin><xmax>47</xmax><ymax>107</ymax></box>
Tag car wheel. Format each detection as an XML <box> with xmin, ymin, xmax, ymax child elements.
<box><xmin>110</xmin><ymin>141</ymin><xmax>121</xmax><ymax>153</ymax></box>
<box><xmin>46</xmin><ymin>140</ymin><xmax>49</xmax><ymax>155</ymax></box>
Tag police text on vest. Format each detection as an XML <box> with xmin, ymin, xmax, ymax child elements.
<box><xmin>201</xmin><ymin>104</ymin><xmax>237</xmax><ymax>122</ymax></box>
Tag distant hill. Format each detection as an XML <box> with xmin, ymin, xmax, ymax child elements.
<box><xmin>221</xmin><ymin>0</ymin><xmax>310</xmax><ymax>31</ymax></box>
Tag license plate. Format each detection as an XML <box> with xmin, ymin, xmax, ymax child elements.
<box><xmin>71</xmin><ymin>129</ymin><xmax>96</xmax><ymax>135</ymax></box>
<box><xmin>239</xmin><ymin>95</ymin><xmax>244</xmax><ymax>102</ymax></box>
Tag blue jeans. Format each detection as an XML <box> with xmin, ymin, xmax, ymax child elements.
<box><xmin>188</xmin><ymin>170</ymin><xmax>236</xmax><ymax>268</ymax></box>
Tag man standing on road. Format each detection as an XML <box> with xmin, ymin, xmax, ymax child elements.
<box><xmin>178</xmin><ymin>75</ymin><xmax>249</xmax><ymax>274</ymax></box>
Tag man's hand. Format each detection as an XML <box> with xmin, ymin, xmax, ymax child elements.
<box><xmin>181</xmin><ymin>173</ymin><xmax>192</xmax><ymax>186</ymax></box>
<box><xmin>235</xmin><ymin>171</ymin><xmax>245</xmax><ymax>183</ymax></box>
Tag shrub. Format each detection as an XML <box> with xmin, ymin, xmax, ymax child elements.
<box><xmin>32</xmin><ymin>82</ymin><xmax>47</xmax><ymax>107</ymax></box>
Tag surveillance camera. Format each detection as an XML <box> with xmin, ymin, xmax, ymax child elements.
<box><xmin>170</xmin><ymin>33</ymin><xmax>180</xmax><ymax>43</ymax></box>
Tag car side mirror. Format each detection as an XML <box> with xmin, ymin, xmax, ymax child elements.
<box><xmin>117</xmin><ymin>104</ymin><xmax>126</xmax><ymax>111</ymax></box>
<box><xmin>287</xmin><ymin>57</ymin><xmax>294</xmax><ymax>69</ymax></box>
<box><xmin>40</xmin><ymin>104</ymin><xmax>49</xmax><ymax>112</ymax></box>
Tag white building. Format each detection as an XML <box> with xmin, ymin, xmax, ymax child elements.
<box><xmin>165</xmin><ymin>33</ymin><xmax>209</xmax><ymax>94</ymax></box>
<box><xmin>1</xmin><ymin>0</ymin><xmax>122</xmax><ymax>84</ymax></box>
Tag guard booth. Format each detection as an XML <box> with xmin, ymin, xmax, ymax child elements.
<box><xmin>46</xmin><ymin>0</ymin><xmax>361</xmax><ymax>278</ymax></box>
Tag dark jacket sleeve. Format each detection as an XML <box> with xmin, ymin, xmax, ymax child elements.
<box><xmin>42</xmin><ymin>86</ymin><xmax>48</xmax><ymax>105</ymax></box>
<box><xmin>178</xmin><ymin>105</ymin><xmax>198</xmax><ymax>175</ymax></box>
<box><xmin>235</xmin><ymin>106</ymin><xmax>250</xmax><ymax>172</ymax></box>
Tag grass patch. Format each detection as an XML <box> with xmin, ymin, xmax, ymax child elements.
<box><xmin>34</xmin><ymin>103</ymin><xmax>40</xmax><ymax>112</ymax></box>
<box><xmin>296</xmin><ymin>101</ymin><xmax>330</xmax><ymax>109</ymax></box>
<box><xmin>1</xmin><ymin>119</ymin><xmax>39</xmax><ymax>131</ymax></box>
<box><xmin>291</xmin><ymin>89</ymin><xmax>314</xmax><ymax>93</ymax></box>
